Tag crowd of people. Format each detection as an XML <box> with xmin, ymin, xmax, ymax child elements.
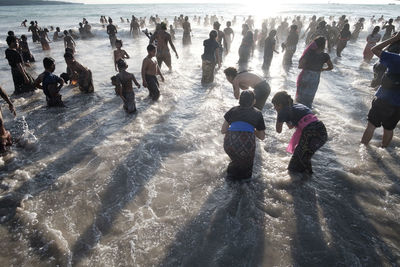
<box><xmin>1</xmin><ymin>13</ymin><xmax>400</xmax><ymax>182</ymax></box>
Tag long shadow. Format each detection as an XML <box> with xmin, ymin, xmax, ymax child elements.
<box><xmin>70</xmin><ymin>87</ymin><xmax>212</xmax><ymax>265</ymax></box>
<box><xmin>70</xmin><ymin>109</ymin><xmax>184</xmax><ymax>265</ymax></box>
<box><xmin>159</xmin><ymin>144</ymin><xmax>268</xmax><ymax>266</ymax></box>
<box><xmin>0</xmin><ymin>98</ymin><xmax>150</xmax><ymax>265</ymax></box>
<box><xmin>288</xmin><ymin>145</ymin><xmax>399</xmax><ymax>266</ymax></box>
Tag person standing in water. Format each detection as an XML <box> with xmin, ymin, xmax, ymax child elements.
<box><xmin>201</xmin><ymin>30</ymin><xmax>221</xmax><ymax>85</ymax></box>
<box><xmin>238</xmin><ymin>31</ymin><xmax>254</xmax><ymax>64</ymax></box>
<box><xmin>39</xmin><ymin>28</ymin><xmax>51</xmax><ymax>50</ymax></box>
<box><xmin>213</xmin><ymin>21</ymin><xmax>225</xmax><ymax>62</ymax></box>
<box><xmin>223</xmin><ymin>21</ymin><xmax>234</xmax><ymax>55</ymax></box>
<box><xmin>5</xmin><ymin>35</ymin><xmax>35</xmax><ymax>95</ymax></box>
<box><xmin>150</xmin><ymin>22</ymin><xmax>179</xmax><ymax>71</ymax></box>
<box><xmin>141</xmin><ymin>44</ymin><xmax>164</xmax><ymax>101</ymax></box>
<box><xmin>382</xmin><ymin>19</ymin><xmax>395</xmax><ymax>41</ymax></box>
<box><xmin>272</xmin><ymin>91</ymin><xmax>327</xmax><ymax>176</ymax></box>
<box><xmin>262</xmin><ymin>30</ymin><xmax>279</xmax><ymax>71</ymax></box>
<box><xmin>336</xmin><ymin>23</ymin><xmax>351</xmax><ymax>57</ymax></box>
<box><xmin>113</xmin><ymin>39</ymin><xmax>130</xmax><ymax>72</ymax></box>
<box><xmin>113</xmin><ymin>59</ymin><xmax>140</xmax><ymax>113</ymax></box>
<box><xmin>63</xmin><ymin>30</ymin><xmax>76</xmax><ymax>54</ymax></box>
<box><xmin>34</xmin><ymin>57</ymin><xmax>65</xmax><ymax>107</ymax></box>
<box><xmin>224</xmin><ymin>67</ymin><xmax>271</xmax><ymax>111</ymax></box>
<box><xmin>28</xmin><ymin>21</ymin><xmax>40</xmax><ymax>43</ymax></box>
<box><xmin>107</xmin><ymin>18</ymin><xmax>118</xmax><ymax>49</ymax></box>
<box><xmin>20</xmin><ymin>35</ymin><xmax>35</xmax><ymax>63</ymax></box>
<box><xmin>0</xmin><ymin>85</ymin><xmax>16</xmax><ymax>152</ymax></box>
<box><xmin>363</xmin><ymin>26</ymin><xmax>381</xmax><ymax>62</ymax></box>
<box><xmin>221</xmin><ymin>91</ymin><xmax>266</xmax><ymax>182</ymax></box>
<box><xmin>296</xmin><ymin>36</ymin><xmax>333</xmax><ymax>109</ymax></box>
<box><xmin>182</xmin><ymin>16</ymin><xmax>192</xmax><ymax>46</ymax></box>
<box><xmin>361</xmin><ymin>32</ymin><xmax>400</xmax><ymax>148</ymax></box>
<box><xmin>282</xmin><ymin>24</ymin><xmax>299</xmax><ymax>65</ymax></box>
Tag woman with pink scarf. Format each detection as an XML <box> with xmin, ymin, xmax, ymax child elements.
<box><xmin>296</xmin><ymin>36</ymin><xmax>333</xmax><ymax>109</ymax></box>
<box><xmin>272</xmin><ymin>91</ymin><xmax>327</xmax><ymax>175</ymax></box>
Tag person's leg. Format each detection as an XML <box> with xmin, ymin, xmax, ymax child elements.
<box><xmin>382</xmin><ymin>129</ymin><xmax>393</xmax><ymax>148</ymax></box>
<box><xmin>361</xmin><ymin>122</ymin><xmax>376</xmax><ymax>145</ymax></box>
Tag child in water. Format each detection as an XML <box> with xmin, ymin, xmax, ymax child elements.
<box><xmin>0</xmin><ymin>86</ymin><xmax>16</xmax><ymax>152</ymax></box>
<box><xmin>272</xmin><ymin>91</ymin><xmax>327</xmax><ymax>176</ymax></box>
<box><xmin>112</xmin><ymin>59</ymin><xmax>140</xmax><ymax>113</ymax></box>
<box><xmin>34</xmin><ymin>57</ymin><xmax>65</xmax><ymax>107</ymax></box>
<box><xmin>114</xmin><ymin>39</ymin><xmax>130</xmax><ymax>72</ymax></box>
<box><xmin>20</xmin><ymin>35</ymin><xmax>35</xmax><ymax>63</ymax></box>
<box><xmin>141</xmin><ymin>44</ymin><xmax>164</xmax><ymax>101</ymax></box>
<box><xmin>63</xmin><ymin>52</ymin><xmax>94</xmax><ymax>93</ymax></box>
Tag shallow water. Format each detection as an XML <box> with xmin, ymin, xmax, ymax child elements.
<box><xmin>0</xmin><ymin>3</ymin><xmax>399</xmax><ymax>267</ymax></box>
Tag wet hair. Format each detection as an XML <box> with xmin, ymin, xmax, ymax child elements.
<box><xmin>269</xmin><ymin>29</ymin><xmax>277</xmax><ymax>37</ymax></box>
<box><xmin>21</xmin><ymin>34</ymin><xmax>27</xmax><ymax>40</ymax></box>
<box><xmin>271</xmin><ymin>91</ymin><xmax>294</xmax><ymax>108</ymax></box>
<box><xmin>64</xmin><ymin>30</ymin><xmax>68</xmax><ymax>35</ymax></box>
<box><xmin>117</xmin><ymin>59</ymin><xmax>127</xmax><ymax>70</ymax></box>
<box><xmin>109</xmin><ymin>18</ymin><xmax>113</xmax><ymax>23</ymax></box>
<box><xmin>6</xmin><ymin>35</ymin><xmax>16</xmax><ymax>46</ymax></box>
<box><xmin>7</xmin><ymin>31</ymin><xmax>14</xmax><ymax>36</ymax></box>
<box><xmin>160</xmin><ymin>22</ymin><xmax>167</xmax><ymax>30</ymax></box>
<box><xmin>147</xmin><ymin>44</ymin><xmax>156</xmax><ymax>52</ymax></box>
<box><xmin>209</xmin><ymin>30</ymin><xmax>217</xmax><ymax>39</ymax></box>
<box><xmin>30</xmin><ymin>21</ymin><xmax>34</xmax><ymax>25</ymax></box>
<box><xmin>56</xmin><ymin>27</ymin><xmax>60</xmax><ymax>31</ymax></box>
<box><xmin>44</xmin><ymin>28</ymin><xmax>49</xmax><ymax>32</ymax></box>
<box><xmin>290</xmin><ymin>25</ymin><xmax>297</xmax><ymax>31</ymax></box>
<box><xmin>185</xmin><ymin>16</ymin><xmax>188</xmax><ymax>21</ymax></box>
<box><xmin>64</xmin><ymin>52</ymin><xmax>74</xmax><ymax>59</ymax></box>
<box><xmin>343</xmin><ymin>23</ymin><xmax>350</xmax><ymax>31</ymax></box>
<box><xmin>115</xmin><ymin>39</ymin><xmax>122</xmax><ymax>46</ymax></box>
<box><xmin>43</xmin><ymin>57</ymin><xmax>55</xmax><ymax>69</ymax></box>
<box><xmin>372</xmin><ymin>26</ymin><xmax>380</xmax><ymax>35</ymax></box>
<box><xmin>389</xmin><ymin>18</ymin><xmax>393</xmax><ymax>24</ymax></box>
<box><xmin>224</xmin><ymin>67</ymin><xmax>237</xmax><ymax>78</ymax></box>
<box><xmin>314</xmin><ymin>36</ymin><xmax>326</xmax><ymax>50</ymax></box>
<box><xmin>213</xmin><ymin>21</ymin><xmax>221</xmax><ymax>30</ymax></box>
<box><xmin>239</xmin><ymin>91</ymin><xmax>255</xmax><ymax>108</ymax></box>
<box><xmin>227</xmin><ymin>21</ymin><xmax>231</xmax><ymax>27</ymax></box>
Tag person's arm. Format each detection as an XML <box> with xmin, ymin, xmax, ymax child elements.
<box><xmin>113</xmin><ymin>51</ymin><xmax>118</xmax><ymax>72</ymax></box>
<box><xmin>33</xmin><ymin>74</ymin><xmax>43</xmax><ymax>89</ymax></box>
<box><xmin>124</xmin><ymin>50</ymin><xmax>130</xmax><ymax>59</ymax></box>
<box><xmin>322</xmin><ymin>59</ymin><xmax>333</xmax><ymax>71</ymax></box>
<box><xmin>255</xmin><ymin>130</ymin><xmax>265</xmax><ymax>140</ymax></box>
<box><xmin>221</xmin><ymin>120</ymin><xmax>229</xmax><ymax>134</ymax></box>
<box><xmin>233</xmin><ymin>80</ymin><xmax>240</xmax><ymax>99</ymax></box>
<box><xmin>168</xmin><ymin>36</ymin><xmax>179</xmax><ymax>58</ymax></box>
<box><xmin>17</xmin><ymin>62</ymin><xmax>30</xmax><ymax>84</ymax></box>
<box><xmin>276</xmin><ymin>121</ymin><xmax>283</xmax><ymax>133</ymax></box>
<box><xmin>273</xmin><ymin>43</ymin><xmax>279</xmax><ymax>54</ymax></box>
<box><xmin>298</xmin><ymin>55</ymin><xmax>306</xmax><ymax>69</ymax></box>
<box><xmin>157</xmin><ymin>64</ymin><xmax>165</xmax><ymax>82</ymax></box>
<box><xmin>215</xmin><ymin>47</ymin><xmax>221</xmax><ymax>69</ymax></box>
<box><xmin>57</xmin><ymin>77</ymin><xmax>64</xmax><ymax>91</ymax></box>
<box><xmin>0</xmin><ymin>86</ymin><xmax>16</xmax><ymax>116</ymax></box>
<box><xmin>131</xmin><ymin>73</ymin><xmax>140</xmax><ymax>88</ymax></box>
<box><xmin>141</xmin><ymin>59</ymin><xmax>148</xmax><ymax>87</ymax></box>
<box><xmin>371</xmin><ymin>31</ymin><xmax>400</xmax><ymax>58</ymax></box>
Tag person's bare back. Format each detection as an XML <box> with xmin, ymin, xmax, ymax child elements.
<box><xmin>234</xmin><ymin>72</ymin><xmax>264</xmax><ymax>90</ymax></box>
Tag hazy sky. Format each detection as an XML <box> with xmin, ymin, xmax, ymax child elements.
<box><xmin>67</xmin><ymin>0</ymin><xmax>393</xmax><ymax>4</ymax></box>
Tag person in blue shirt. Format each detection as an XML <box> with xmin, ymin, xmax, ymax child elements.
<box><xmin>221</xmin><ymin>91</ymin><xmax>265</xmax><ymax>182</ymax></box>
<box><xmin>361</xmin><ymin>32</ymin><xmax>400</xmax><ymax>147</ymax></box>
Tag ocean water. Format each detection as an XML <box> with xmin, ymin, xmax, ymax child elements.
<box><xmin>0</xmin><ymin>3</ymin><xmax>400</xmax><ymax>266</ymax></box>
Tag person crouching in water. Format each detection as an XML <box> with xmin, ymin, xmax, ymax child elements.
<box><xmin>201</xmin><ymin>30</ymin><xmax>221</xmax><ymax>85</ymax></box>
<box><xmin>221</xmin><ymin>91</ymin><xmax>266</xmax><ymax>182</ymax></box>
<box><xmin>0</xmin><ymin>86</ymin><xmax>16</xmax><ymax>152</ymax></box>
<box><xmin>224</xmin><ymin>67</ymin><xmax>271</xmax><ymax>111</ymax></box>
<box><xmin>63</xmin><ymin>52</ymin><xmax>94</xmax><ymax>93</ymax></box>
<box><xmin>141</xmin><ymin>44</ymin><xmax>164</xmax><ymax>101</ymax></box>
<box><xmin>112</xmin><ymin>59</ymin><xmax>140</xmax><ymax>113</ymax></box>
<box><xmin>272</xmin><ymin>91</ymin><xmax>327</xmax><ymax>175</ymax></box>
<box><xmin>34</xmin><ymin>57</ymin><xmax>65</xmax><ymax>107</ymax></box>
